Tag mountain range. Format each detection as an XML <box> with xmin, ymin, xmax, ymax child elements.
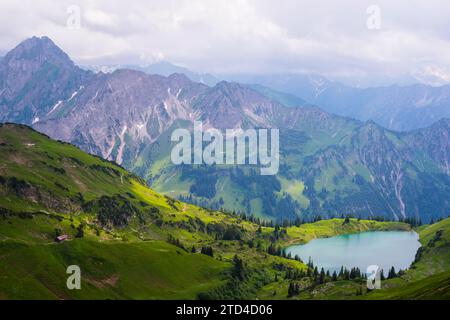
<box><xmin>83</xmin><ymin>61</ymin><xmax>219</xmax><ymax>87</ymax></box>
<box><xmin>81</xmin><ymin>59</ymin><xmax>450</xmax><ymax>132</ymax></box>
<box><xmin>82</xmin><ymin>59</ymin><xmax>450</xmax><ymax>132</ymax></box>
<box><xmin>1</xmin><ymin>36</ymin><xmax>449</xmax><ymax>222</ymax></box>
<box><xmin>224</xmin><ymin>73</ymin><xmax>450</xmax><ymax>131</ymax></box>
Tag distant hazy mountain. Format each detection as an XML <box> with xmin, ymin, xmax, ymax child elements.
<box><xmin>1</xmin><ymin>37</ymin><xmax>449</xmax><ymax>222</ymax></box>
<box><xmin>138</xmin><ymin>61</ymin><xmax>220</xmax><ymax>87</ymax></box>
<box><xmin>84</xmin><ymin>61</ymin><xmax>219</xmax><ymax>87</ymax></box>
<box><xmin>247</xmin><ymin>84</ymin><xmax>307</xmax><ymax>108</ymax></box>
<box><xmin>225</xmin><ymin>73</ymin><xmax>450</xmax><ymax>131</ymax></box>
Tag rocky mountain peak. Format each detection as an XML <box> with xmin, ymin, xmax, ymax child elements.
<box><xmin>2</xmin><ymin>36</ymin><xmax>74</xmax><ymax>69</ymax></box>
<box><xmin>167</xmin><ymin>72</ymin><xmax>192</xmax><ymax>83</ymax></box>
<box><xmin>213</xmin><ymin>80</ymin><xmax>250</xmax><ymax>94</ymax></box>
<box><xmin>0</xmin><ymin>36</ymin><xmax>91</xmax><ymax>125</ymax></box>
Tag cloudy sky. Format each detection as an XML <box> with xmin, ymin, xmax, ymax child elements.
<box><xmin>1</xmin><ymin>0</ymin><xmax>450</xmax><ymax>86</ymax></box>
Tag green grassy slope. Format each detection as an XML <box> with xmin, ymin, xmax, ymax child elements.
<box><xmin>0</xmin><ymin>238</ymin><xmax>226</xmax><ymax>300</ymax></box>
<box><xmin>0</xmin><ymin>124</ymin><xmax>230</xmax><ymax>299</ymax></box>
<box><xmin>0</xmin><ymin>124</ymin><xmax>306</xmax><ymax>299</ymax></box>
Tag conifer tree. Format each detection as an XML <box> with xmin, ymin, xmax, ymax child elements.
<box><xmin>332</xmin><ymin>271</ymin><xmax>338</xmax><ymax>281</ymax></box>
<box><xmin>319</xmin><ymin>268</ymin><xmax>325</xmax><ymax>284</ymax></box>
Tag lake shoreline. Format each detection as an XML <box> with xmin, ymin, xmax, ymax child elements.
<box><xmin>285</xmin><ymin>230</ymin><xmax>421</xmax><ymax>273</ymax></box>
<box><xmin>280</xmin><ymin>218</ymin><xmax>412</xmax><ymax>248</ymax></box>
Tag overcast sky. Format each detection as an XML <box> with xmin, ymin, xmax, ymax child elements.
<box><xmin>1</xmin><ymin>0</ymin><xmax>450</xmax><ymax>86</ymax></box>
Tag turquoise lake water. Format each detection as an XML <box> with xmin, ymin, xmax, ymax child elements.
<box><xmin>286</xmin><ymin>231</ymin><xmax>421</xmax><ymax>273</ymax></box>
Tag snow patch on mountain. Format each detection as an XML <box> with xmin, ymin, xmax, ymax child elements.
<box><xmin>116</xmin><ymin>125</ymin><xmax>128</xmax><ymax>165</ymax></box>
<box><xmin>48</xmin><ymin>100</ymin><xmax>63</xmax><ymax>115</ymax></box>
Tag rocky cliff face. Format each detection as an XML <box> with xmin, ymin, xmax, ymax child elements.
<box><xmin>36</xmin><ymin>70</ymin><xmax>208</xmax><ymax>160</ymax></box>
<box><xmin>35</xmin><ymin>73</ymin><xmax>293</xmax><ymax>162</ymax></box>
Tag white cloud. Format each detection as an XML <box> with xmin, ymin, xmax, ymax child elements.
<box><xmin>0</xmin><ymin>0</ymin><xmax>449</xmax><ymax>85</ymax></box>
<box><xmin>84</xmin><ymin>9</ymin><xmax>118</xmax><ymax>28</ymax></box>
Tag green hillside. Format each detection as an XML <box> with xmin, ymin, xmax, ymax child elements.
<box><xmin>146</xmin><ymin>118</ymin><xmax>450</xmax><ymax>223</ymax></box>
<box><xmin>0</xmin><ymin>123</ymin><xmax>448</xmax><ymax>300</ymax></box>
<box><xmin>0</xmin><ymin>238</ymin><xmax>226</xmax><ymax>299</ymax></box>
<box><xmin>0</xmin><ymin>123</ymin><xmax>303</xmax><ymax>299</ymax></box>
